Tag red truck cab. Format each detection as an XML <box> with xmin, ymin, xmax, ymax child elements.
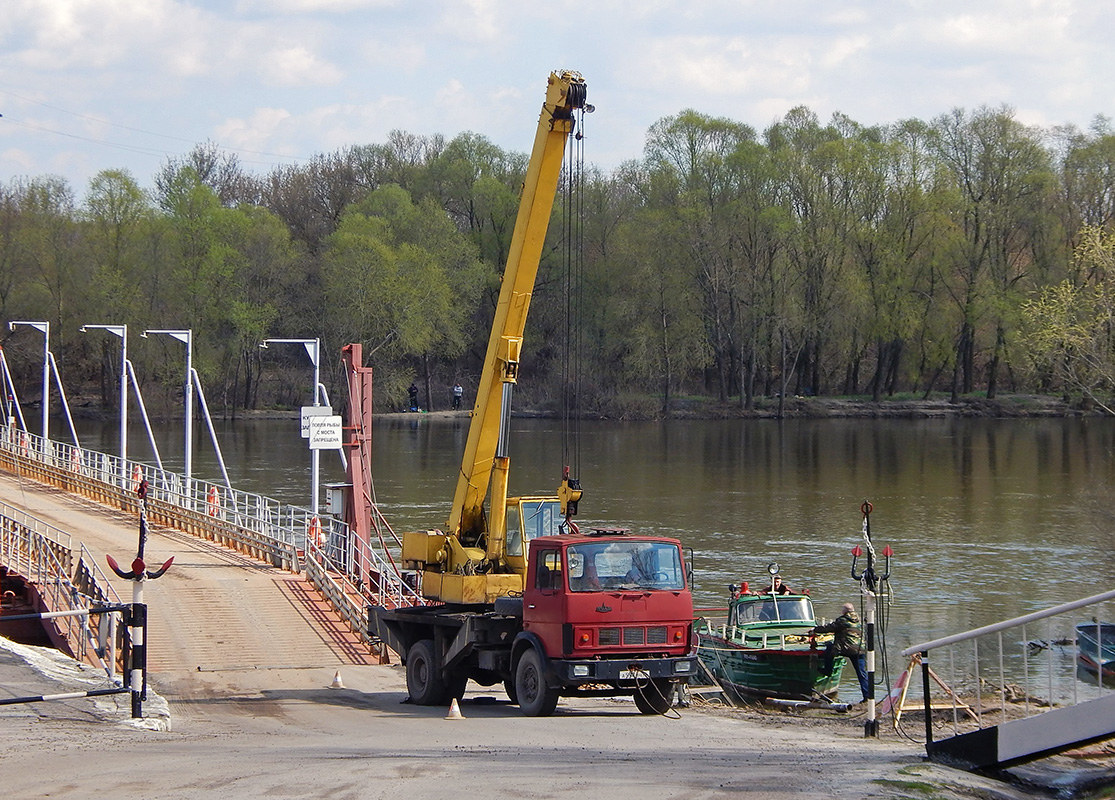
<box><xmin>510</xmin><ymin>529</ymin><xmax>696</xmax><ymax>715</ymax></box>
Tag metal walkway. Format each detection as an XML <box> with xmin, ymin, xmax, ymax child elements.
<box><xmin>0</xmin><ymin>424</ymin><xmax>422</xmax><ymax>660</ymax></box>
<box><xmin>901</xmin><ymin>590</ymin><xmax>1115</xmax><ymax>770</ymax></box>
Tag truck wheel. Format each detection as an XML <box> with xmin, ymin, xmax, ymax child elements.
<box><xmin>406</xmin><ymin>639</ymin><xmax>446</xmax><ymax>705</ymax></box>
<box><xmin>515</xmin><ymin>649</ymin><xmax>558</xmax><ymax>717</ymax></box>
<box><xmin>441</xmin><ymin>671</ymin><xmax>468</xmax><ymax>704</ymax></box>
<box><xmin>633</xmin><ymin>679</ymin><xmax>676</xmax><ymax>715</ymax></box>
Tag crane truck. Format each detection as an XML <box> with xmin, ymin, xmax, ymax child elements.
<box><xmin>367</xmin><ymin>71</ymin><xmax>696</xmax><ymax>716</ymax></box>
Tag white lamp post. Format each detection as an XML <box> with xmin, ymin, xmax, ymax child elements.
<box><xmin>143</xmin><ymin>329</ymin><xmax>193</xmax><ymax>487</ymax></box>
<box><xmin>8</xmin><ymin>321</ymin><xmax>50</xmax><ymax>441</ymax></box>
<box><xmin>81</xmin><ymin>324</ymin><xmax>128</xmax><ymax>478</ymax></box>
<box><xmin>261</xmin><ymin>338</ymin><xmax>323</xmax><ymax>514</ymax></box>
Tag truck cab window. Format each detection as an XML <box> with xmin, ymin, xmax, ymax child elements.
<box><xmin>506</xmin><ymin>506</ymin><xmax>523</xmax><ymax>556</ymax></box>
<box><xmin>535</xmin><ymin>549</ymin><xmax>562</xmax><ymax>591</ymax></box>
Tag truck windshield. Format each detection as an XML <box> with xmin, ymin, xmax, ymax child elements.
<box><xmin>566</xmin><ymin>540</ymin><xmax>685</xmax><ymax>592</ymax></box>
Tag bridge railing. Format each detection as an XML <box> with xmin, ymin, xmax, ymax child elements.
<box><xmin>0</xmin><ymin>424</ymin><xmax>419</xmax><ymax>643</ymax></box>
<box><xmin>0</xmin><ymin>500</ymin><xmax>123</xmax><ymax>675</ymax></box>
<box><xmin>901</xmin><ymin>590</ymin><xmax>1115</xmax><ymax>745</ymax></box>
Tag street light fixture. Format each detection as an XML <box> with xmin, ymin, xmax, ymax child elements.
<box><xmin>143</xmin><ymin>329</ymin><xmax>193</xmax><ymax>485</ymax></box>
<box><xmin>261</xmin><ymin>337</ymin><xmax>323</xmax><ymax>514</ymax></box>
<box><xmin>81</xmin><ymin>324</ymin><xmax>128</xmax><ymax>474</ymax></box>
<box><xmin>8</xmin><ymin>321</ymin><xmax>49</xmax><ymax>440</ymax></box>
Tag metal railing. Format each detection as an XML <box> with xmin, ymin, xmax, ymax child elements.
<box><xmin>901</xmin><ymin>590</ymin><xmax>1115</xmax><ymax>744</ymax></box>
<box><xmin>0</xmin><ymin>500</ymin><xmax>123</xmax><ymax>675</ymax></box>
<box><xmin>0</xmin><ymin>424</ymin><xmax>423</xmax><ymax>648</ymax></box>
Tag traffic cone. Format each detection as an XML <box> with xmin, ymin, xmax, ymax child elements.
<box><xmin>445</xmin><ymin>698</ymin><xmax>464</xmax><ymax>720</ymax></box>
<box><xmin>329</xmin><ymin>670</ymin><xmax>344</xmax><ymax>689</ymax></box>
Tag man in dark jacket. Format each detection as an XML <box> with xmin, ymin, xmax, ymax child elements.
<box><xmin>761</xmin><ymin>574</ymin><xmax>792</xmax><ymax>595</ymax></box>
<box><xmin>812</xmin><ymin>602</ymin><xmax>869</xmax><ymax>702</ymax></box>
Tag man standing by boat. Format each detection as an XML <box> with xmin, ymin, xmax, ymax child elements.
<box><xmin>812</xmin><ymin>603</ymin><xmax>869</xmax><ymax>702</ymax></box>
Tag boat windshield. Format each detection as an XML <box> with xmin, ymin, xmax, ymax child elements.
<box><xmin>731</xmin><ymin>597</ymin><xmax>814</xmax><ymax>626</ymax></box>
<box><xmin>566</xmin><ymin>540</ymin><xmax>685</xmax><ymax>592</ymax></box>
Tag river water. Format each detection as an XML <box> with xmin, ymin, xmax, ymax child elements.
<box><xmin>73</xmin><ymin>413</ymin><xmax>1115</xmax><ymax>695</ymax></box>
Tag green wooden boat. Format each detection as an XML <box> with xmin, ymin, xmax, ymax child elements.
<box><xmin>696</xmin><ymin>592</ymin><xmax>846</xmax><ymax>702</ymax></box>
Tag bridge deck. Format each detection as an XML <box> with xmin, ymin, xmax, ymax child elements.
<box><xmin>0</xmin><ymin>472</ymin><xmax>375</xmax><ymax>715</ymax></box>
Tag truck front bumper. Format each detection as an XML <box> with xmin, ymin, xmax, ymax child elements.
<box><xmin>554</xmin><ymin>655</ymin><xmax>697</xmax><ymax>686</ymax></box>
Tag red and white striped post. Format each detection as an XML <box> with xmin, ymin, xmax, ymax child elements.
<box><xmin>106</xmin><ymin>479</ymin><xmax>173</xmax><ymax>719</ymax></box>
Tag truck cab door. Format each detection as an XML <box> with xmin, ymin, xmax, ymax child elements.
<box><xmin>523</xmin><ymin>546</ymin><xmax>564</xmax><ymax>656</ymax></box>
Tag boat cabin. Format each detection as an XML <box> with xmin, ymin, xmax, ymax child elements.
<box><xmin>729</xmin><ymin>594</ymin><xmax>816</xmax><ymax>627</ymax></box>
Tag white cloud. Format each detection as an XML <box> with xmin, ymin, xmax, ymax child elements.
<box><xmin>638</xmin><ymin>36</ymin><xmax>813</xmax><ymax>97</ymax></box>
<box><xmin>234</xmin><ymin>0</ymin><xmax>396</xmax><ymax>12</ymax></box>
<box><xmin>1</xmin><ymin>147</ymin><xmax>36</xmax><ymax>175</ymax></box>
<box><xmin>821</xmin><ymin>36</ymin><xmax>871</xmax><ymax>69</ymax></box>
<box><xmin>215</xmin><ymin>107</ymin><xmax>294</xmax><ymax>154</ymax></box>
<box><xmin>258</xmin><ymin>46</ymin><xmax>344</xmax><ymax>87</ymax></box>
<box><xmin>438</xmin><ymin>0</ymin><xmax>503</xmax><ymax>44</ymax></box>
<box><xmin>4</xmin><ymin>0</ymin><xmax>1115</xmax><ymax>195</ymax></box>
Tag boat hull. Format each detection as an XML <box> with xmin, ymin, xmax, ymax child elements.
<box><xmin>0</xmin><ymin>567</ymin><xmax>62</xmax><ymax>650</ymax></box>
<box><xmin>698</xmin><ymin>632</ymin><xmax>846</xmax><ymax>702</ymax></box>
<box><xmin>1076</xmin><ymin>621</ymin><xmax>1115</xmax><ymax>679</ymax></box>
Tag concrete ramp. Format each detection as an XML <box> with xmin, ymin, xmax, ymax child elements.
<box><xmin>927</xmin><ymin>693</ymin><xmax>1115</xmax><ymax>770</ymax></box>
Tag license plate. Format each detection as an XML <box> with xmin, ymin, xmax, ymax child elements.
<box><xmin>619</xmin><ymin>670</ymin><xmax>641</xmax><ymax>680</ymax></box>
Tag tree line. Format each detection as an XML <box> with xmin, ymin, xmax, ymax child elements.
<box><xmin>3</xmin><ymin>104</ymin><xmax>1115</xmax><ymax>419</ymax></box>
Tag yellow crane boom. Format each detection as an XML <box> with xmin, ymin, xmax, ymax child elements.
<box><xmin>450</xmin><ymin>70</ymin><xmax>586</xmax><ymax>542</ymax></box>
<box><xmin>401</xmin><ymin>70</ymin><xmax>587</xmax><ymax>605</ymax></box>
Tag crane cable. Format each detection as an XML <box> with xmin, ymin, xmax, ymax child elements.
<box><xmin>560</xmin><ymin>106</ymin><xmax>587</xmax><ymax>477</ymax></box>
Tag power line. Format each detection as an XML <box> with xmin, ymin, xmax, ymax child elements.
<box><xmin>2</xmin><ymin>116</ymin><xmax>177</xmax><ymax>159</ymax></box>
<box><xmin>0</xmin><ymin>87</ymin><xmax>311</xmax><ymax>166</ymax></box>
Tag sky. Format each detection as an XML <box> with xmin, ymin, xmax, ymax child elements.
<box><xmin>2</xmin><ymin>0</ymin><xmax>1114</xmax><ymax>200</ymax></box>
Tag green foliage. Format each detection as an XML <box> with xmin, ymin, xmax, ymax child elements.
<box><xmin>1</xmin><ymin>102</ymin><xmax>1113</xmax><ymax>417</ymax></box>
<box><xmin>1022</xmin><ymin>226</ymin><xmax>1115</xmax><ymax>412</ymax></box>
<box><xmin>321</xmin><ymin>184</ymin><xmax>485</xmax><ymax>406</ymax></box>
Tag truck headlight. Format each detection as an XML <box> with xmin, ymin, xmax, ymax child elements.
<box><xmin>572</xmin><ymin>664</ymin><xmax>591</xmax><ymax>678</ymax></box>
<box><xmin>673</xmin><ymin>660</ymin><xmax>694</xmax><ymax>674</ymax></box>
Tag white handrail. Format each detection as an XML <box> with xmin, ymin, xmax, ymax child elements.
<box><xmin>903</xmin><ymin>588</ymin><xmax>1115</xmax><ymax>655</ymax></box>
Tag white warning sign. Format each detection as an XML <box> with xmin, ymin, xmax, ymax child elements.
<box><xmin>308</xmin><ymin>415</ymin><xmax>343</xmax><ymax>450</ymax></box>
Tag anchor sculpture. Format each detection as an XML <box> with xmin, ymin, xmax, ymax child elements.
<box><xmin>107</xmin><ymin>479</ymin><xmax>174</xmax><ymax>580</ymax></box>
<box><xmin>849</xmin><ymin>500</ymin><xmax>893</xmax><ymax>738</ymax></box>
<box><xmin>106</xmin><ymin>478</ymin><xmax>172</xmax><ymax>717</ymax></box>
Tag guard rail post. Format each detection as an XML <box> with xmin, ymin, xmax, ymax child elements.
<box><xmin>919</xmin><ymin>649</ymin><xmax>932</xmax><ymax>747</ymax></box>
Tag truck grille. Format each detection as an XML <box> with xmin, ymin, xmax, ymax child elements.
<box><xmin>623</xmin><ymin>627</ymin><xmax>645</xmax><ymax>645</ymax></box>
<box><xmin>597</xmin><ymin>626</ymin><xmax>669</xmax><ymax>647</ymax></box>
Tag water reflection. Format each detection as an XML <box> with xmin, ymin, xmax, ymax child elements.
<box><xmin>73</xmin><ymin>414</ymin><xmax>1115</xmax><ymax>676</ymax></box>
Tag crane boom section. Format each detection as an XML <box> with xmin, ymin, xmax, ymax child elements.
<box><xmin>448</xmin><ymin>71</ymin><xmax>586</xmax><ymax>540</ymax></box>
